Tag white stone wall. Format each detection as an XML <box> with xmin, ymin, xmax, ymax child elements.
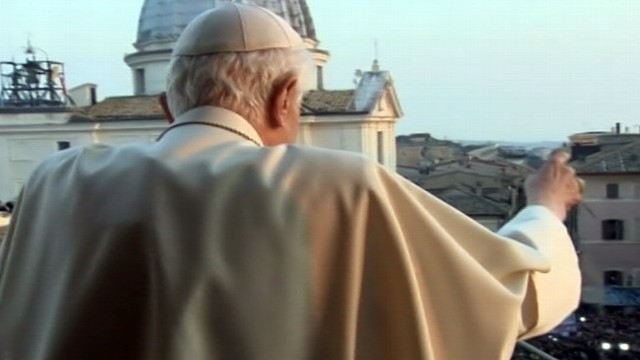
<box><xmin>363</xmin><ymin>121</ymin><xmax>396</xmax><ymax>170</ymax></box>
<box><xmin>0</xmin><ymin>112</ymin><xmax>69</xmax><ymax>200</ymax></box>
<box><xmin>577</xmin><ymin>174</ymin><xmax>640</xmax><ymax>243</ymax></box>
<box><xmin>299</xmin><ymin>115</ymin><xmax>396</xmax><ymax>170</ymax></box>
<box><xmin>0</xmin><ymin>116</ymin><xmax>164</xmax><ymax>201</ymax></box>
<box><xmin>68</xmin><ymin>84</ymin><xmax>97</xmax><ymax>107</ymax></box>
<box><xmin>580</xmin><ymin>174</ymin><xmax>640</xmax><ymax>200</ymax></box>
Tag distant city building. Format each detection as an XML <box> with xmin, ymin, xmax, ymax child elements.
<box><xmin>498</xmin><ymin>146</ymin><xmax>527</xmax><ymax>158</ymax></box>
<box><xmin>419</xmin><ymin>158</ymin><xmax>530</xmax><ymax>221</ymax></box>
<box><xmin>395</xmin><ymin>135</ymin><xmax>533</xmax><ymax>228</ymax></box>
<box><xmin>396</xmin><ymin>133</ymin><xmax>464</xmax><ymax>168</ymax></box>
<box><xmin>396</xmin><ymin>134</ymin><xmax>553</xmax><ymax>176</ymax></box>
<box><xmin>429</xmin><ymin>187</ymin><xmax>511</xmax><ymax>231</ymax></box>
<box><xmin>429</xmin><ymin>157</ymin><xmax>532</xmax><ymax>179</ymax></box>
<box><xmin>0</xmin><ymin>0</ymin><xmax>402</xmax><ymax>202</ymax></box>
<box><xmin>421</xmin><ymin>168</ymin><xmax>507</xmax><ymax>190</ymax></box>
<box><xmin>570</xmin><ymin>122</ymin><xmax>640</xmax><ymax>161</ymax></box>
<box><xmin>465</xmin><ymin>143</ymin><xmax>501</xmax><ymax>161</ymax></box>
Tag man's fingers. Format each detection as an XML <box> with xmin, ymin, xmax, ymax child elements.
<box><xmin>566</xmin><ymin>165</ymin><xmax>576</xmax><ymax>176</ymax></box>
<box><xmin>526</xmin><ymin>149</ymin><xmax>583</xmax><ymax>219</ymax></box>
<box><xmin>538</xmin><ymin>149</ymin><xmax>571</xmax><ymax>179</ymax></box>
<box><xmin>548</xmin><ymin>150</ymin><xmax>570</xmax><ymax>166</ymax></box>
<box><xmin>576</xmin><ymin>177</ymin><xmax>586</xmax><ymax>193</ymax></box>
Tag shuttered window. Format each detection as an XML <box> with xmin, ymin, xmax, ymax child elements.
<box><xmin>602</xmin><ymin>219</ymin><xmax>624</xmax><ymax>240</ymax></box>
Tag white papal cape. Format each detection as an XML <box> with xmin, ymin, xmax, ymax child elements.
<box><xmin>0</xmin><ymin>106</ymin><xmax>580</xmax><ymax>359</ymax></box>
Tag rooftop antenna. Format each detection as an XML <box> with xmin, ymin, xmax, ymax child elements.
<box><xmin>375</xmin><ymin>39</ymin><xmax>379</xmax><ymax>59</ymax></box>
<box><xmin>371</xmin><ymin>39</ymin><xmax>380</xmax><ymax>71</ymax></box>
<box><xmin>23</xmin><ymin>35</ymin><xmax>49</xmax><ymax>61</ymax></box>
<box><xmin>26</xmin><ymin>37</ymin><xmax>33</xmax><ymax>54</ymax></box>
<box><xmin>25</xmin><ymin>35</ymin><xmax>35</xmax><ymax>60</ymax></box>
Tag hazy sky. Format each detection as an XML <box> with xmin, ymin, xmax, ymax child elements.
<box><xmin>1</xmin><ymin>0</ymin><xmax>639</xmax><ymax>142</ymax></box>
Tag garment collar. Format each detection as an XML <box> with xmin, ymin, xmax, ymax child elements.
<box><xmin>171</xmin><ymin>106</ymin><xmax>264</xmax><ymax>146</ymax></box>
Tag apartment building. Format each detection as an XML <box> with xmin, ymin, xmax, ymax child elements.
<box><xmin>572</xmin><ymin>140</ymin><xmax>640</xmax><ymax>305</ymax></box>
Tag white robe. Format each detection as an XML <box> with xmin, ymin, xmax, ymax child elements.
<box><xmin>0</xmin><ymin>106</ymin><xmax>580</xmax><ymax>359</ymax></box>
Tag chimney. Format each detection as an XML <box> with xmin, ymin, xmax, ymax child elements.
<box><xmin>372</xmin><ymin>59</ymin><xmax>380</xmax><ymax>72</ymax></box>
<box><xmin>616</xmin><ymin>122</ymin><xmax>621</xmax><ymax>134</ymax></box>
<box><xmin>68</xmin><ymin>83</ymin><xmax>98</xmax><ymax>107</ymax></box>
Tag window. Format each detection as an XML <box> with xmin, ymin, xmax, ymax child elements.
<box><xmin>606</xmin><ymin>183</ymin><xmax>619</xmax><ymax>199</ymax></box>
<box><xmin>602</xmin><ymin>219</ymin><xmax>624</xmax><ymax>240</ymax></box>
<box><xmin>377</xmin><ymin>131</ymin><xmax>384</xmax><ymax>164</ymax></box>
<box><xmin>57</xmin><ymin>141</ymin><xmax>70</xmax><ymax>150</ymax></box>
<box><xmin>316</xmin><ymin>66</ymin><xmax>323</xmax><ymax>89</ymax></box>
<box><xmin>134</xmin><ymin>68</ymin><xmax>145</xmax><ymax>95</ymax></box>
<box><xmin>603</xmin><ymin>270</ymin><xmax>624</xmax><ymax>286</ymax></box>
<box><xmin>90</xmin><ymin>87</ymin><xmax>97</xmax><ymax>105</ymax></box>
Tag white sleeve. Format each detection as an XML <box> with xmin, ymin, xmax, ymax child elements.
<box><xmin>498</xmin><ymin>206</ymin><xmax>581</xmax><ymax>338</ymax></box>
<box><xmin>355</xmin><ymin>166</ymin><xmax>583</xmax><ymax>356</ymax></box>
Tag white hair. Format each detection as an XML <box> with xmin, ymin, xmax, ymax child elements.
<box><xmin>166</xmin><ymin>48</ymin><xmax>314</xmax><ymax>124</ymax></box>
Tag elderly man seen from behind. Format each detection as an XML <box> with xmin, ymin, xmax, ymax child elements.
<box><xmin>0</xmin><ymin>4</ymin><xmax>582</xmax><ymax>360</ymax></box>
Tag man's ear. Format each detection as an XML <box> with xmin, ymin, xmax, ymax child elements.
<box><xmin>159</xmin><ymin>92</ymin><xmax>175</xmax><ymax>124</ymax></box>
<box><xmin>268</xmin><ymin>76</ymin><xmax>298</xmax><ymax>128</ymax></box>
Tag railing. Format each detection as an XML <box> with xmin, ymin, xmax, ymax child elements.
<box><xmin>516</xmin><ymin>341</ymin><xmax>559</xmax><ymax>360</ymax></box>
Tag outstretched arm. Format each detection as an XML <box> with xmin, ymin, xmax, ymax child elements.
<box><xmin>498</xmin><ymin>150</ymin><xmax>583</xmax><ymax>338</ymax></box>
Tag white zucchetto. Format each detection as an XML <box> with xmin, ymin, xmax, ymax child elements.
<box><xmin>172</xmin><ymin>3</ymin><xmax>304</xmax><ymax>56</ymax></box>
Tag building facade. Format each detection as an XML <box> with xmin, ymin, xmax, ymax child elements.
<box><xmin>572</xmin><ymin>140</ymin><xmax>640</xmax><ymax>305</ymax></box>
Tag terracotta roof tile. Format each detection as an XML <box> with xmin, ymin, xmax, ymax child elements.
<box><xmin>86</xmin><ymin>95</ymin><xmax>164</xmax><ymax>120</ymax></box>
<box><xmin>302</xmin><ymin>90</ymin><xmax>356</xmax><ymax>114</ymax></box>
<box><xmin>80</xmin><ymin>91</ymin><xmax>362</xmax><ymax>120</ymax></box>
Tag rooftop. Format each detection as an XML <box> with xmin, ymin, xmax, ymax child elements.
<box><xmin>573</xmin><ymin>140</ymin><xmax>640</xmax><ymax>174</ymax></box>
<box><xmin>83</xmin><ymin>95</ymin><xmax>164</xmax><ymax>120</ymax></box>
<box><xmin>302</xmin><ymin>90</ymin><xmax>355</xmax><ymax>114</ymax></box>
<box><xmin>68</xmin><ymin>88</ymin><xmax>372</xmax><ymax>122</ymax></box>
<box><xmin>430</xmin><ymin>187</ymin><xmax>510</xmax><ymax>217</ymax></box>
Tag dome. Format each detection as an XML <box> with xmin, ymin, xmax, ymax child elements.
<box><xmin>135</xmin><ymin>0</ymin><xmax>317</xmax><ymax>50</ymax></box>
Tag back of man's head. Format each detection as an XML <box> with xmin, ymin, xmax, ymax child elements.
<box><xmin>166</xmin><ymin>3</ymin><xmax>313</xmax><ymax>126</ymax></box>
